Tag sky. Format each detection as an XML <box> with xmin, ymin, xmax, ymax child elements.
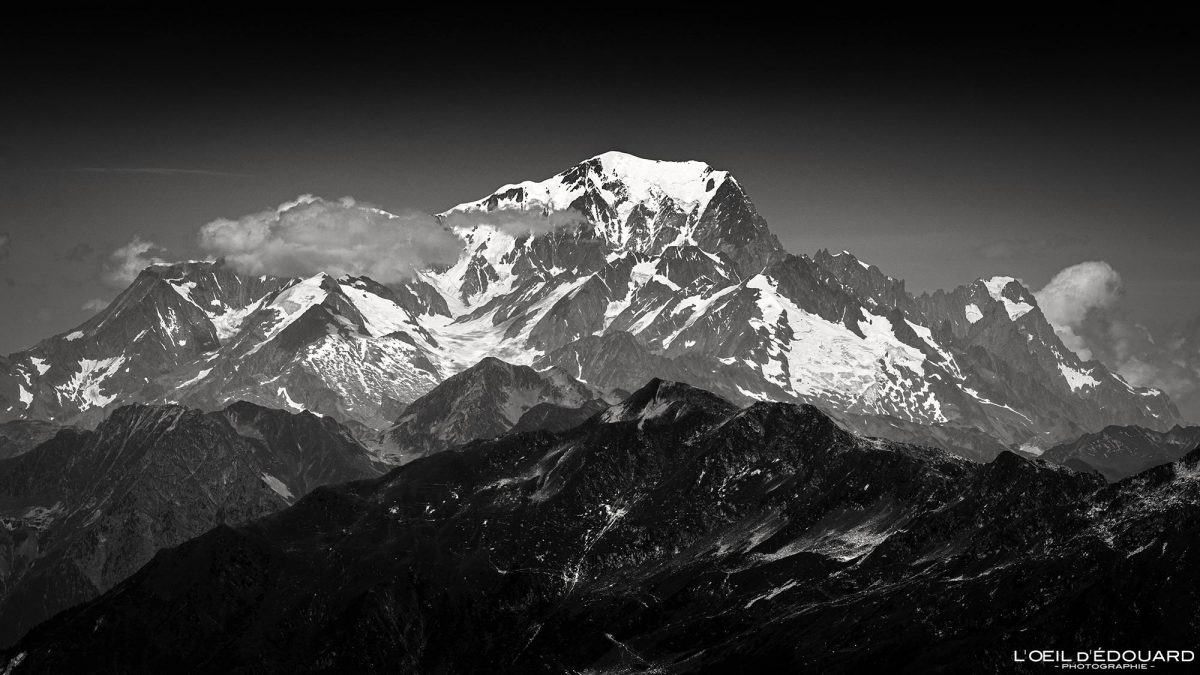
<box><xmin>1</xmin><ymin>11</ymin><xmax>1198</xmax><ymax>415</ymax></box>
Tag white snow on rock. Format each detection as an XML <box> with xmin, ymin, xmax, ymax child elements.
<box><xmin>340</xmin><ymin>281</ymin><xmax>422</xmax><ymax>338</ymax></box>
<box><xmin>445</xmin><ymin>151</ymin><xmax>731</xmax><ymax>254</ymax></box>
<box><xmin>277</xmin><ymin>386</ymin><xmax>304</xmax><ymax>411</ymax></box>
<box><xmin>744</xmin><ymin>275</ymin><xmax>945</xmax><ymax>423</ymax></box>
<box><xmin>1018</xmin><ymin>442</ymin><xmax>1045</xmax><ymax>457</ymax></box>
<box><xmin>982</xmin><ymin>276</ymin><xmax>1034</xmax><ymax>321</ymax></box>
<box><xmin>29</xmin><ymin>357</ymin><xmax>50</xmax><ymax>376</ymax></box>
<box><xmin>211</xmin><ymin>302</ymin><xmax>260</xmax><ymax>342</ymax></box>
<box><xmin>166</xmin><ymin>279</ymin><xmax>199</xmax><ymax>305</ymax></box>
<box><xmin>61</xmin><ymin>356</ymin><xmax>128</xmax><ymax>409</ymax></box>
<box><xmin>177</xmin><ymin>367</ymin><xmax>213</xmax><ymax>388</ymax></box>
<box><xmin>1059</xmin><ymin>362</ymin><xmax>1100</xmax><ymax>391</ymax></box>
<box><xmin>964</xmin><ymin>303</ymin><xmax>983</xmax><ymax>324</ymax></box>
<box><xmin>260</xmin><ymin>473</ymin><xmax>294</xmax><ymax>500</ymax></box>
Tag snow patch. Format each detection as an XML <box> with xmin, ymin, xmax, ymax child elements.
<box><xmin>964</xmin><ymin>303</ymin><xmax>982</xmax><ymax>324</ymax></box>
<box><xmin>61</xmin><ymin>355</ymin><xmax>127</xmax><ymax>409</ymax></box>
<box><xmin>260</xmin><ymin>473</ymin><xmax>294</xmax><ymax>500</ymax></box>
<box><xmin>982</xmin><ymin>276</ymin><xmax>1034</xmax><ymax>321</ymax></box>
<box><xmin>1058</xmin><ymin>362</ymin><xmax>1100</xmax><ymax>391</ymax></box>
<box><xmin>29</xmin><ymin>357</ymin><xmax>50</xmax><ymax>376</ymax></box>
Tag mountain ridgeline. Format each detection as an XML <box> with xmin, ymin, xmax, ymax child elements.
<box><xmin>0</xmin><ymin>152</ymin><xmax>1180</xmax><ymax>463</ymax></box>
<box><xmin>2</xmin><ymin>379</ymin><xmax>1197</xmax><ymax>673</ymax></box>
<box><xmin>0</xmin><ymin>401</ymin><xmax>382</xmax><ymax>646</ymax></box>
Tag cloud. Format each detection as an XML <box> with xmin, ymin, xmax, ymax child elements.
<box><xmin>1033</xmin><ymin>261</ymin><xmax>1123</xmax><ymax>360</ymax></box>
<box><xmin>81</xmin><ymin>298</ymin><xmax>109</xmax><ymax>313</ymax></box>
<box><xmin>103</xmin><ymin>236</ymin><xmax>169</xmax><ymax>287</ymax></box>
<box><xmin>198</xmin><ymin>196</ymin><xmax>468</xmax><ymax>284</ymax></box>
<box><xmin>1035</xmin><ymin>260</ymin><xmax>1200</xmax><ymax>422</ymax></box>
<box><xmin>974</xmin><ymin>233</ymin><xmax>1087</xmax><ymax>261</ymax></box>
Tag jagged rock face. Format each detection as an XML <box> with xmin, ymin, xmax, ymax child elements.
<box><xmin>812</xmin><ymin>248</ymin><xmax>914</xmax><ymax>312</ymax></box>
<box><xmin>0</xmin><ymin>402</ymin><xmax>381</xmax><ymax>647</ymax></box>
<box><xmin>1042</xmin><ymin>424</ymin><xmax>1200</xmax><ymax>481</ymax></box>
<box><xmin>384</xmin><ymin>357</ymin><xmax>604</xmax><ymax>461</ymax></box>
<box><xmin>0</xmin><ymin>151</ymin><xmax>1180</xmax><ymax>457</ymax></box>
<box><xmin>4</xmin><ymin>380</ymin><xmax>1196</xmax><ymax>673</ymax></box>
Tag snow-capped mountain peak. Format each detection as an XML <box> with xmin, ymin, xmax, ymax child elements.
<box><xmin>579</xmin><ymin>150</ymin><xmax>730</xmax><ymax>212</ymax></box>
<box><xmin>443</xmin><ymin>151</ymin><xmax>776</xmax><ymax>269</ymax></box>
<box><xmin>452</xmin><ymin>151</ymin><xmax>729</xmax><ymax>220</ymax></box>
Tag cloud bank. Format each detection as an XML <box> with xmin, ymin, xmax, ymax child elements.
<box><xmin>1035</xmin><ymin>260</ymin><xmax>1200</xmax><ymax>422</ymax></box>
<box><xmin>198</xmin><ymin>196</ymin><xmax>589</xmax><ymax>284</ymax></box>
<box><xmin>103</xmin><ymin>236</ymin><xmax>168</xmax><ymax>287</ymax></box>
<box><xmin>198</xmin><ymin>196</ymin><xmax>462</xmax><ymax>284</ymax></box>
<box><xmin>1034</xmin><ymin>261</ymin><xmax>1124</xmax><ymax>360</ymax></box>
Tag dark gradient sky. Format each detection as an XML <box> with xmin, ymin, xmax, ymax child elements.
<box><xmin>1</xmin><ymin>11</ymin><xmax>1198</xmax><ymax>354</ymax></box>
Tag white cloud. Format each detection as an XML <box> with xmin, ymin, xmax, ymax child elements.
<box><xmin>1034</xmin><ymin>261</ymin><xmax>1123</xmax><ymax>360</ymax></box>
<box><xmin>197</xmin><ymin>196</ymin><xmax>589</xmax><ymax>284</ymax></box>
<box><xmin>103</xmin><ymin>236</ymin><xmax>168</xmax><ymax>287</ymax></box>
<box><xmin>198</xmin><ymin>196</ymin><xmax>463</xmax><ymax>284</ymax></box>
<box><xmin>1035</xmin><ymin>260</ymin><xmax>1200</xmax><ymax>422</ymax></box>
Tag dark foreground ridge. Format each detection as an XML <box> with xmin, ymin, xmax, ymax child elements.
<box><xmin>3</xmin><ymin>380</ymin><xmax>1199</xmax><ymax>673</ymax></box>
<box><xmin>0</xmin><ymin>401</ymin><xmax>382</xmax><ymax>647</ymax></box>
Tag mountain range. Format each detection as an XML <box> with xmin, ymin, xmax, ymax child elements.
<box><xmin>0</xmin><ymin>401</ymin><xmax>381</xmax><ymax>646</ymax></box>
<box><xmin>1043</xmin><ymin>423</ymin><xmax>1200</xmax><ymax>481</ymax></box>
<box><xmin>3</xmin><ymin>378</ymin><xmax>1196</xmax><ymax>673</ymax></box>
<box><xmin>0</xmin><ymin>152</ymin><xmax>1180</xmax><ymax>463</ymax></box>
<box><xmin>0</xmin><ymin>152</ymin><xmax>1196</xmax><ymax>670</ymax></box>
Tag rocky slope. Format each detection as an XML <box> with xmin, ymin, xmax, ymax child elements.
<box><xmin>0</xmin><ymin>401</ymin><xmax>381</xmax><ymax>646</ymax></box>
<box><xmin>3</xmin><ymin>379</ymin><xmax>1195</xmax><ymax>673</ymax></box>
<box><xmin>0</xmin><ymin>422</ymin><xmax>59</xmax><ymax>461</ymax></box>
<box><xmin>383</xmin><ymin>357</ymin><xmax>608</xmax><ymax>462</ymax></box>
<box><xmin>0</xmin><ymin>152</ymin><xmax>1178</xmax><ymax>459</ymax></box>
<box><xmin>1042</xmin><ymin>423</ymin><xmax>1200</xmax><ymax>481</ymax></box>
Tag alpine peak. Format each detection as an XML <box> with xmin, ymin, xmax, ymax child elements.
<box><xmin>444</xmin><ymin>151</ymin><xmax>781</xmax><ymax>273</ymax></box>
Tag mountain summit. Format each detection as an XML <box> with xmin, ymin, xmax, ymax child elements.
<box><xmin>0</xmin><ymin>153</ymin><xmax>1178</xmax><ymax>458</ymax></box>
<box><xmin>447</xmin><ymin>150</ymin><xmax>782</xmax><ymax>272</ymax></box>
